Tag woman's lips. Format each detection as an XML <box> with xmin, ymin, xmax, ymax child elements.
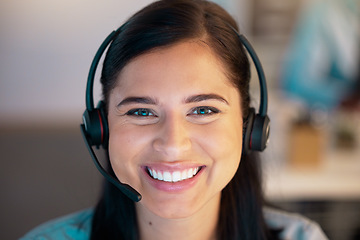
<box><xmin>142</xmin><ymin>164</ymin><xmax>205</xmax><ymax>192</ymax></box>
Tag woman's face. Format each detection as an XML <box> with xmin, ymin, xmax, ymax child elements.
<box><xmin>107</xmin><ymin>41</ymin><xmax>243</xmax><ymax>219</ymax></box>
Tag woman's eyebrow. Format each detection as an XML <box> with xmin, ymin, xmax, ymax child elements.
<box><xmin>184</xmin><ymin>94</ymin><xmax>229</xmax><ymax>105</ymax></box>
<box><xmin>117</xmin><ymin>96</ymin><xmax>158</xmax><ymax>107</ymax></box>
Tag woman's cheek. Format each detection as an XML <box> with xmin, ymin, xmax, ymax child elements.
<box><xmin>108</xmin><ymin>125</ymin><xmax>153</xmax><ymax>187</ymax></box>
<box><xmin>108</xmin><ymin>127</ymin><xmax>139</xmax><ymax>184</ymax></box>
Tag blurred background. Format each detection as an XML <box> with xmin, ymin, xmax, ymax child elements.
<box><xmin>1</xmin><ymin>0</ymin><xmax>359</xmax><ymax>239</ymax></box>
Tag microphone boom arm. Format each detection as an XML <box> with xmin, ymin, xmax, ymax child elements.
<box><xmin>80</xmin><ymin>124</ymin><xmax>142</xmax><ymax>202</ymax></box>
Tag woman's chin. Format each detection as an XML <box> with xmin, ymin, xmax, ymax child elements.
<box><xmin>137</xmin><ymin>195</ymin><xmax>200</xmax><ymax>220</ymax></box>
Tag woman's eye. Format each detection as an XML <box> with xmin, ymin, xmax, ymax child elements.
<box><xmin>190</xmin><ymin>106</ymin><xmax>219</xmax><ymax>116</ymax></box>
<box><xmin>126</xmin><ymin>108</ymin><xmax>156</xmax><ymax>117</ymax></box>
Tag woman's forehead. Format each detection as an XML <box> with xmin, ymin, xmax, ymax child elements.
<box><xmin>108</xmin><ymin>41</ymin><xmax>241</xmax><ymax>109</ymax></box>
<box><xmin>115</xmin><ymin>40</ymin><xmax>232</xmax><ymax>89</ymax></box>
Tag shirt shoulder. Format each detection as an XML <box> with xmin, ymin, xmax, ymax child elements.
<box><xmin>19</xmin><ymin>209</ymin><xmax>93</xmax><ymax>240</ymax></box>
<box><xmin>264</xmin><ymin>207</ymin><xmax>329</xmax><ymax>240</ymax></box>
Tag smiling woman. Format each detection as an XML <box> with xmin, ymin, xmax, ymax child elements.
<box><xmin>107</xmin><ymin>41</ymin><xmax>244</xmax><ymax>226</ymax></box>
<box><xmin>20</xmin><ymin>0</ymin><xmax>328</xmax><ymax>240</ymax></box>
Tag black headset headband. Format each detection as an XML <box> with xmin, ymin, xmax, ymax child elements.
<box><xmin>81</xmin><ymin>25</ymin><xmax>270</xmax><ymax>202</ymax></box>
<box><xmin>86</xmin><ymin>30</ymin><xmax>117</xmax><ymax>111</ymax></box>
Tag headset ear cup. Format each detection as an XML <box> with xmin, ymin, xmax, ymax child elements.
<box><xmin>82</xmin><ymin>109</ymin><xmax>103</xmax><ymax>147</ymax></box>
<box><xmin>97</xmin><ymin>101</ymin><xmax>109</xmax><ymax>148</ymax></box>
<box><xmin>251</xmin><ymin>114</ymin><xmax>270</xmax><ymax>151</ymax></box>
<box><xmin>243</xmin><ymin>108</ymin><xmax>255</xmax><ymax>155</ymax></box>
<box><xmin>82</xmin><ymin>101</ymin><xmax>108</xmax><ymax>148</ymax></box>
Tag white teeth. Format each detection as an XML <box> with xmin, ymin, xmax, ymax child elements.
<box><xmin>163</xmin><ymin>172</ymin><xmax>172</xmax><ymax>182</ymax></box>
<box><xmin>158</xmin><ymin>171</ymin><xmax>163</xmax><ymax>181</ymax></box>
<box><xmin>149</xmin><ymin>168</ymin><xmax>154</xmax><ymax>177</ymax></box>
<box><xmin>181</xmin><ymin>170</ymin><xmax>188</xmax><ymax>181</ymax></box>
<box><xmin>187</xmin><ymin>169</ymin><xmax>193</xmax><ymax>178</ymax></box>
<box><xmin>147</xmin><ymin>167</ymin><xmax>200</xmax><ymax>182</ymax></box>
<box><xmin>172</xmin><ymin>171</ymin><xmax>181</xmax><ymax>182</ymax></box>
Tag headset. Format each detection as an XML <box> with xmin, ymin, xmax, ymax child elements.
<box><xmin>80</xmin><ymin>24</ymin><xmax>270</xmax><ymax>203</ymax></box>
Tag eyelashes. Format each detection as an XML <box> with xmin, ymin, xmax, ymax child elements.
<box><xmin>125</xmin><ymin>106</ymin><xmax>220</xmax><ymax>118</ymax></box>
<box><xmin>188</xmin><ymin>106</ymin><xmax>220</xmax><ymax>116</ymax></box>
<box><xmin>126</xmin><ymin>108</ymin><xmax>157</xmax><ymax>117</ymax></box>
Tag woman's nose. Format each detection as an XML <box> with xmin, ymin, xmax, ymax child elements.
<box><xmin>152</xmin><ymin>114</ymin><xmax>192</xmax><ymax>158</ymax></box>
